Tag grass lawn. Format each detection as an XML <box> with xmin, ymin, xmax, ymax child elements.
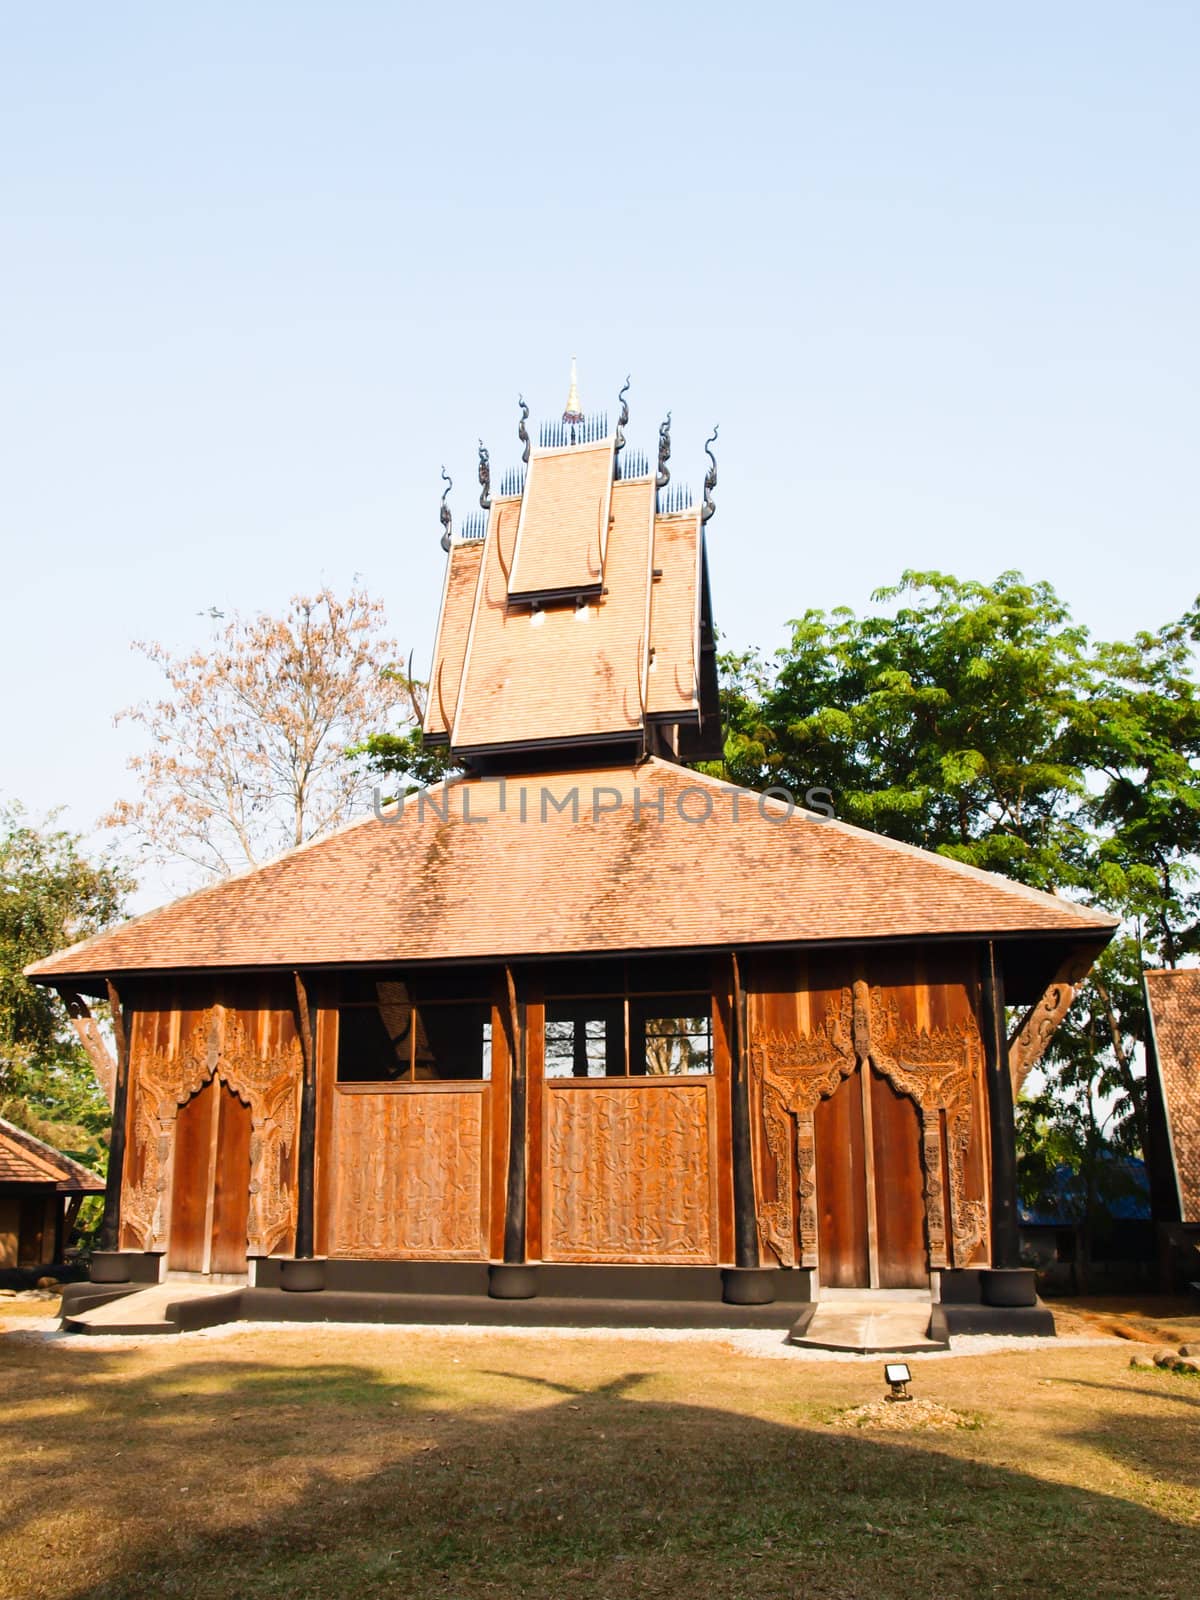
<box><xmin>2</xmin><ymin>1304</ymin><xmax>1199</xmax><ymax>1600</ymax></box>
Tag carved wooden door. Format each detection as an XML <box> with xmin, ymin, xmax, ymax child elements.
<box><xmin>814</xmin><ymin>1064</ymin><xmax>927</xmax><ymax>1289</ymax></box>
<box><xmin>168</xmin><ymin>1078</ymin><xmax>252</xmax><ymax>1275</ymax></box>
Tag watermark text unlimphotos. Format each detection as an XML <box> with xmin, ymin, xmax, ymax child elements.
<box><xmin>372</xmin><ymin>779</ymin><xmax>835</xmax><ymax>827</ymax></box>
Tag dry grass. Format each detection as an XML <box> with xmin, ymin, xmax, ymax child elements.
<box><xmin>2</xmin><ymin>1306</ymin><xmax>1199</xmax><ymax>1600</ymax></box>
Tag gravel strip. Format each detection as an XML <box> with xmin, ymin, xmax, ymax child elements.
<box><xmin>1</xmin><ymin>1314</ymin><xmax>1120</xmax><ymax>1359</ymax></box>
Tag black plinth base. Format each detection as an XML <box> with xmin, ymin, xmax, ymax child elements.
<box><xmin>278</xmin><ymin>1258</ymin><xmax>326</xmax><ymax>1293</ymax></box>
<box><xmin>89</xmin><ymin>1251</ymin><xmax>162</xmax><ymax>1285</ymax></box>
<box><xmin>934</xmin><ymin>1266</ymin><xmax>1053</xmax><ymax>1336</ymax></box>
<box><xmin>489</xmin><ymin>1264</ymin><xmax>538</xmax><ymax>1299</ymax></box>
<box><xmin>721</xmin><ymin>1267</ymin><xmax>779</xmax><ymax>1305</ymax></box>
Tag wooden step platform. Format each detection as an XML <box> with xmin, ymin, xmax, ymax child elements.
<box><xmin>62</xmin><ymin>1283</ymin><xmax>240</xmax><ymax>1336</ymax></box>
<box><xmin>789</xmin><ymin>1291</ymin><xmax>948</xmax><ymax>1353</ymax></box>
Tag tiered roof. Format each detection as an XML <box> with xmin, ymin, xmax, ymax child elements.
<box><xmin>424</xmin><ymin>387</ymin><xmax>719</xmax><ymax>764</ymax></box>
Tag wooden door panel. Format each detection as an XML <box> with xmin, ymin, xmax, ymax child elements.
<box><xmin>170</xmin><ymin>1078</ymin><xmax>215</xmax><ymax>1272</ymax></box>
<box><xmin>814</xmin><ymin>1069</ymin><xmax>869</xmax><ymax>1287</ymax></box>
<box><xmin>209</xmin><ymin>1084</ymin><xmax>252</xmax><ymax>1274</ymax></box>
<box><xmin>870</xmin><ymin>1068</ymin><xmax>928</xmax><ymax>1288</ymax></box>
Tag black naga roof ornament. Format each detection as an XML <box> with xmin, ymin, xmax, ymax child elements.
<box><xmin>517</xmin><ymin>395</ymin><xmax>530</xmax><ymax>465</ymax></box>
<box><xmin>700</xmin><ymin>425</ymin><xmax>719</xmax><ymax>524</ymax></box>
<box><xmin>614</xmin><ymin>375</ymin><xmax>631</xmax><ymax>456</ymax></box>
<box><xmin>439</xmin><ymin>466</ymin><xmax>453</xmax><ymax>553</ymax></box>
<box><xmin>477</xmin><ymin>440</ymin><xmax>491</xmax><ymax>510</ymax></box>
<box><xmin>656</xmin><ymin>411</ymin><xmax>672</xmax><ymax>489</ymax></box>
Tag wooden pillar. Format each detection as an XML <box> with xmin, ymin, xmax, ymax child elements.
<box><xmin>99</xmin><ymin>979</ymin><xmax>131</xmax><ymax>1253</ymax></box>
<box><xmin>503</xmin><ymin>966</ymin><xmax>527</xmax><ymax>1263</ymax></box>
<box><xmin>293</xmin><ymin>972</ymin><xmax>317</xmax><ymax>1260</ymax></box>
<box><xmin>981</xmin><ymin>942</ymin><xmax>1020</xmax><ymax>1270</ymax></box>
<box><xmin>730</xmin><ymin>953</ymin><xmax>760</xmax><ymax>1269</ymax></box>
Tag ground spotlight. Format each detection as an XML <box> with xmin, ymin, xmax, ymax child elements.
<box><xmin>884</xmin><ymin>1362</ymin><xmax>913</xmax><ymax>1402</ymax></box>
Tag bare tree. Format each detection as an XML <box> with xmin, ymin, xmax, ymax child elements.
<box><xmin>107</xmin><ymin>587</ymin><xmax>423</xmax><ymax>881</ymax></box>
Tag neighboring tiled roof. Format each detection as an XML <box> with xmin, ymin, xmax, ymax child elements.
<box><xmin>0</xmin><ymin>1117</ymin><xmax>105</xmax><ymax>1192</ymax></box>
<box><xmin>1146</xmin><ymin>969</ymin><xmax>1200</xmax><ymax>1223</ymax></box>
<box><xmin>26</xmin><ymin>759</ymin><xmax>1116</xmax><ymax>982</ymax></box>
<box><xmin>647</xmin><ymin>511</ymin><xmax>701</xmax><ymax>717</ymax></box>
<box><xmin>451</xmin><ymin>479</ymin><xmax>658</xmax><ymax>751</ymax></box>
<box><xmin>507</xmin><ymin>441</ymin><xmax>616</xmax><ymax>599</ymax></box>
<box><xmin>1018</xmin><ymin>1157</ymin><xmax>1150</xmax><ymax>1225</ymax></box>
<box><xmin>424</xmin><ymin>537</ymin><xmax>484</xmax><ymax>739</ymax></box>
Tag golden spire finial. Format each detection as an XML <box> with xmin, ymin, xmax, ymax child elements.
<box><xmin>563</xmin><ymin>355</ymin><xmax>583</xmax><ymax>424</ymax></box>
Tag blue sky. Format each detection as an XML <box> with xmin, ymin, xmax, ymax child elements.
<box><xmin>3</xmin><ymin>3</ymin><xmax>1197</xmax><ymax>888</ymax></box>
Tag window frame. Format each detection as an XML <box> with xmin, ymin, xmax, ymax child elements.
<box><xmin>543</xmin><ymin>986</ymin><xmax>714</xmax><ymax>1082</ymax></box>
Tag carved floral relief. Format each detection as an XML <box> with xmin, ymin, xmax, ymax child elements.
<box><xmin>122</xmin><ymin>1005</ymin><xmax>300</xmax><ymax>1258</ymax></box>
<box><xmin>749</xmin><ymin>979</ymin><xmax>988</xmax><ymax>1271</ymax></box>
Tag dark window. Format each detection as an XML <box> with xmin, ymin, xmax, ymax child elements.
<box><xmin>543</xmin><ymin>959</ymin><xmax>626</xmax><ymax>998</ymax></box>
<box><xmin>416</xmin><ymin>1003</ymin><xmax>492</xmax><ymax>1081</ymax></box>
<box><xmin>626</xmin><ymin>956</ymin><xmax>709</xmax><ymax>995</ymax></box>
<box><xmin>338</xmin><ymin>967</ymin><xmax>494</xmax><ymax>1004</ymax></box>
<box><xmin>337</xmin><ymin>980</ymin><xmax>492</xmax><ymax>1083</ymax></box>
<box><xmin>336</xmin><ymin>1003</ymin><xmax>410</xmax><ymax>1083</ymax></box>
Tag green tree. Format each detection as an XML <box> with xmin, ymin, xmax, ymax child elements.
<box><xmin>1082</xmin><ymin>601</ymin><xmax>1200</xmax><ymax>967</ymax></box>
<box><xmin>351</xmin><ymin>727</ymin><xmax>459</xmax><ymax>796</ymax></box>
<box><xmin>0</xmin><ymin>805</ymin><xmax>133</xmax><ymax>1166</ymax></box>
<box><xmin>721</xmin><ymin>570</ymin><xmax>1095</xmax><ymax>890</ymax></box>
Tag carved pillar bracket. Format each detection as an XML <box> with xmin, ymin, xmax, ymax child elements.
<box><xmin>58</xmin><ymin>990</ymin><xmax>118</xmax><ymax>1107</ymax></box>
<box><xmin>1007</xmin><ymin>949</ymin><xmax>1095</xmax><ymax>1095</ymax></box>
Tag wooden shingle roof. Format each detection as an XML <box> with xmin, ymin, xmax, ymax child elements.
<box><xmin>0</xmin><ymin>1117</ymin><xmax>104</xmax><ymax>1192</ymax></box>
<box><xmin>26</xmin><ymin>759</ymin><xmax>1115</xmax><ymax>986</ymax></box>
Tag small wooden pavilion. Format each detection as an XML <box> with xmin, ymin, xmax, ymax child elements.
<box><xmin>30</xmin><ymin>380</ymin><xmax>1116</xmax><ymax>1330</ymax></box>
<box><xmin>0</xmin><ymin>1117</ymin><xmax>104</xmax><ymax>1272</ymax></box>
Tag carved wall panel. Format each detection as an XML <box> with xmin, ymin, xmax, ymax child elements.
<box><xmin>330</xmin><ymin>1089</ymin><xmax>485</xmax><ymax>1259</ymax></box>
<box><xmin>121</xmin><ymin>1004</ymin><xmax>300</xmax><ymax>1260</ymax></box>
<box><xmin>543</xmin><ymin>1082</ymin><xmax>716</xmax><ymax>1264</ymax></box>
<box><xmin>749</xmin><ymin>973</ymin><xmax>989</xmax><ymax>1273</ymax></box>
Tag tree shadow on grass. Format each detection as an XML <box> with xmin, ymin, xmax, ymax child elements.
<box><xmin>1047</xmin><ymin>1374</ymin><xmax>1200</xmax><ymax>1491</ymax></box>
<box><xmin>3</xmin><ymin>1346</ymin><xmax>1199</xmax><ymax>1600</ymax></box>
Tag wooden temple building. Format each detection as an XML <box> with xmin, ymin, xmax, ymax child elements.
<box><xmin>32</xmin><ymin>377</ymin><xmax>1118</xmax><ymax>1335</ymax></box>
